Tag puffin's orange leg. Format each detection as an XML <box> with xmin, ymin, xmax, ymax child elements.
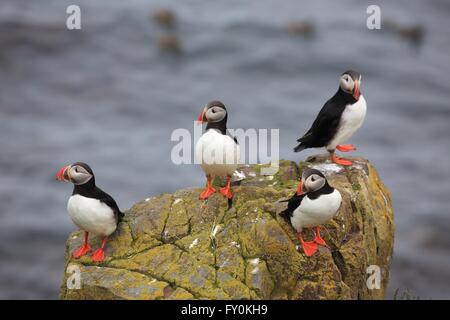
<box><xmin>313</xmin><ymin>226</ymin><xmax>327</xmax><ymax>246</ymax></box>
<box><xmin>200</xmin><ymin>175</ymin><xmax>216</xmax><ymax>200</ymax></box>
<box><xmin>220</xmin><ymin>175</ymin><xmax>233</xmax><ymax>199</ymax></box>
<box><xmin>330</xmin><ymin>151</ymin><xmax>353</xmax><ymax>166</ymax></box>
<box><xmin>91</xmin><ymin>237</ymin><xmax>107</xmax><ymax>263</ymax></box>
<box><xmin>72</xmin><ymin>231</ymin><xmax>92</xmax><ymax>259</ymax></box>
<box><xmin>297</xmin><ymin>232</ymin><xmax>318</xmax><ymax>256</ymax></box>
<box><xmin>336</xmin><ymin>144</ymin><xmax>357</xmax><ymax>152</ymax></box>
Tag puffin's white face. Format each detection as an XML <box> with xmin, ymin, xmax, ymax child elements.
<box><xmin>339</xmin><ymin>74</ymin><xmax>354</xmax><ymax>93</ymax></box>
<box><xmin>67</xmin><ymin>164</ymin><xmax>93</xmax><ymax>185</ymax></box>
<box><xmin>204</xmin><ymin>105</ymin><xmax>227</xmax><ymax>123</ymax></box>
<box><xmin>302</xmin><ymin>172</ymin><xmax>326</xmax><ymax>192</ymax></box>
<box><xmin>56</xmin><ymin>163</ymin><xmax>94</xmax><ymax>185</ymax></box>
<box><xmin>339</xmin><ymin>72</ymin><xmax>361</xmax><ymax>100</ymax></box>
<box><xmin>197</xmin><ymin>101</ymin><xmax>227</xmax><ymax>124</ymax></box>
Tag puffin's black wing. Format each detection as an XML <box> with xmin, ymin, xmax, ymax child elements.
<box><xmin>225</xmin><ymin>130</ymin><xmax>239</xmax><ymax>145</ymax></box>
<box><xmin>294</xmin><ymin>94</ymin><xmax>346</xmax><ymax>152</ymax></box>
<box><xmin>279</xmin><ymin>192</ymin><xmax>305</xmax><ymax>223</ymax></box>
<box><xmin>94</xmin><ymin>187</ymin><xmax>124</xmax><ymax>223</ymax></box>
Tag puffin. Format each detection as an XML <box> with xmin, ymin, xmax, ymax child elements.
<box><xmin>195</xmin><ymin>100</ymin><xmax>240</xmax><ymax>200</ymax></box>
<box><xmin>294</xmin><ymin>70</ymin><xmax>366</xmax><ymax>166</ymax></box>
<box><xmin>279</xmin><ymin>168</ymin><xmax>342</xmax><ymax>256</ymax></box>
<box><xmin>56</xmin><ymin>162</ymin><xmax>123</xmax><ymax>262</ymax></box>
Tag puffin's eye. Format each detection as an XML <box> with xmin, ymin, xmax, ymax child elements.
<box><xmin>75</xmin><ymin>167</ymin><xmax>79</xmax><ymax>173</ymax></box>
<box><xmin>311</xmin><ymin>177</ymin><xmax>315</xmax><ymax>182</ymax></box>
<box><xmin>211</xmin><ymin>108</ymin><xmax>216</xmax><ymax>113</ymax></box>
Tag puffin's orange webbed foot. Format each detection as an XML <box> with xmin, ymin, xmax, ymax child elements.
<box><xmin>297</xmin><ymin>232</ymin><xmax>318</xmax><ymax>256</ymax></box>
<box><xmin>301</xmin><ymin>240</ymin><xmax>318</xmax><ymax>256</ymax></box>
<box><xmin>199</xmin><ymin>176</ymin><xmax>216</xmax><ymax>200</ymax></box>
<box><xmin>330</xmin><ymin>152</ymin><xmax>353</xmax><ymax>166</ymax></box>
<box><xmin>200</xmin><ymin>187</ymin><xmax>216</xmax><ymax>199</ymax></box>
<box><xmin>72</xmin><ymin>244</ymin><xmax>92</xmax><ymax>259</ymax></box>
<box><xmin>219</xmin><ymin>186</ymin><xmax>233</xmax><ymax>199</ymax></box>
<box><xmin>313</xmin><ymin>226</ymin><xmax>326</xmax><ymax>246</ymax></box>
<box><xmin>91</xmin><ymin>237</ymin><xmax>107</xmax><ymax>263</ymax></box>
<box><xmin>336</xmin><ymin>144</ymin><xmax>357</xmax><ymax>152</ymax></box>
<box><xmin>72</xmin><ymin>231</ymin><xmax>92</xmax><ymax>259</ymax></box>
<box><xmin>91</xmin><ymin>248</ymin><xmax>105</xmax><ymax>263</ymax></box>
<box><xmin>219</xmin><ymin>175</ymin><xmax>233</xmax><ymax>199</ymax></box>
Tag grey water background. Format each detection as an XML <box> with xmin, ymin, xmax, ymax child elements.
<box><xmin>1</xmin><ymin>0</ymin><xmax>449</xmax><ymax>299</ymax></box>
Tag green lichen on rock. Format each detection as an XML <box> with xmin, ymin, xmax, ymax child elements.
<box><xmin>60</xmin><ymin>155</ymin><xmax>395</xmax><ymax>300</ymax></box>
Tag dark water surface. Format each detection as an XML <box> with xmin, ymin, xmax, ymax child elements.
<box><xmin>1</xmin><ymin>0</ymin><xmax>450</xmax><ymax>299</ymax></box>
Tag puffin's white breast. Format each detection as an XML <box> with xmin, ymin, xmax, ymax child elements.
<box><xmin>290</xmin><ymin>189</ymin><xmax>342</xmax><ymax>232</ymax></box>
<box><xmin>195</xmin><ymin>129</ymin><xmax>241</xmax><ymax>177</ymax></box>
<box><xmin>67</xmin><ymin>195</ymin><xmax>117</xmax><ymax>237</ymax></box>
<box><xmin>327</xmin><ymin>95</ymin><xmax>367</xmax><ymax>150</ymax></box>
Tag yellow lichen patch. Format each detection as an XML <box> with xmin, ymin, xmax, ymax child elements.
<box><xmin>216</xmin><ymin>271</ymin><xmax>253</xmax><ymax>299</ymax></box>
<box><xmin>63</xmin><ymin>265</ymin><xmax>169</xmax><ymax>300</ymax></box>
<box><xmin>175</xmin><ymin>231</ymin><xmax>215</xmax><ymax>266</ymax></box>
<box><xmin>163</xmin><ymin>252</ymin><xmax>229</xmax><ymax>299</ymax></box>
<box><xmin>127</xmin><ymin>193</ymin><xmax>173</xmax><ymax>240</ymax></box>
<box><xmin>166</xmin><ymin>287</ymin><xmax>194</xmax><ymax>300</ymax></box>
<box><xmin>109</xmin><ymin>244</ymin><xmax>182</xmax><ymax>278</ymax></box>
<box><xmin>245</xmin><ymin>258</ymin><xmax>274</xmax><ymax>299</ymax></box>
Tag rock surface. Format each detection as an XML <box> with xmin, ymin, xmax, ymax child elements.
<box><xmin>60</xmin><ymin>155</ymin><xmax>395</xmax><ymax>300</ymax></box>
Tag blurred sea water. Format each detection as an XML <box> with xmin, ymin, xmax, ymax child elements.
<box><xmin>0</xmin><ymin>0</ymin><xmax>450</xmax><ymax>299</ymax></box>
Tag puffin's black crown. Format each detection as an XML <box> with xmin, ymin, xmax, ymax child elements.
<box><xmin>71</xmin><ymin>162</ymin><xmax>94</xmax><ymax>175</ymax></box>
<box><xmin>342</xmin><ymin>70</ymin><xmax>361</xmax><ymax>81</ymax></box>
<box><xmin>206</xmin><ymin>100</ymin><xmax>226</xmax><ymax>110</ymax></box>
<box><xmin>302</xmin><ymin>168</ymin><xmax>325</xmax><ymax>179</ymax></box>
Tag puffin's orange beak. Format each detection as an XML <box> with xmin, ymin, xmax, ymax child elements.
<box><xmin>56</xmin><ymin>165</ymin><xmax>70</xmax><ymax>182</ymax></box>
<box><xmin>197</xmin><ymin>108</ymin><xmax>206</xmax><ymax>125</ymax></box>
<box><xmin>353</xmin><ymin>80</ymin><xmax>360</xmax><ymax>100</ymax></box>
<box><xmin>296</xmin><ymin>181</ymin><xmax>303</xmax><ymax>195</ymax></box>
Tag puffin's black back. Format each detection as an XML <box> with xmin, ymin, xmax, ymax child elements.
<box><xmin>279</xmin><ymin>180</ymin><xmax>335</xmax><ymax>224</ymax></box>
<box><xmin>294</xmin><ymin>88</ymin><xmax>358</xmax><ymax>152</ymax></box>
<box><xmin>72</xmin><ymin>168</ymin><xmax>124</xmax><ymax>224</ymax></box>
<box><xmin>279</xmin><ymin>192</ymin><xmax>306</xmax><ymax>223</ymax></box>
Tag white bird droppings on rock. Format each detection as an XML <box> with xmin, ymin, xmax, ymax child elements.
<box><xmin>251</xmin><ymin>267</ymin><xmax>260</xmax><ymax>275</ymax></box>
<box><xmin>173</xmin><ymin>198</ymin><xmax>182</xmax><ymax>205</ymax></box>
<box><xmin>211</xmin><ymin>225</ymin><xmax>222</xmax><ymax>237</ymax></box>
<box><xmin>233</xmin><ymin>170</ymin><xmax>246</xmax><ymax>181</ymax></box>
<box><xmin>219</xmin><ymin>260</ymin><xmax>228</xmax><ymax>268</ymax></box>
<box><xmin>249</xmin><ymin>258</ymin><xmax>260</xmax><ymax>265</ymax></box>
<box><xmin>311</xmin><ymin>163</ymin><xmax>343</xmax><ymax>175</ymax></box>
<box><xmin>251</xmin><ymin>218</ymin><xmax>260</xmax><ymax>223</ymax></box>
<box><xmin>189</xmin><ymin>238</ymin><xmax>199</xmax><ymax>249</ymax></box>
<box><xmin>230</xmin><ymin>241</ymin><xmax>240</xmax><ymax>248</ymax></box>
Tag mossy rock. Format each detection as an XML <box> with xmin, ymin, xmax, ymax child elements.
<box><xmin>60</xmin><ymin>155</ymin><xmax>395</xmax><ymax>300</ymax></box>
